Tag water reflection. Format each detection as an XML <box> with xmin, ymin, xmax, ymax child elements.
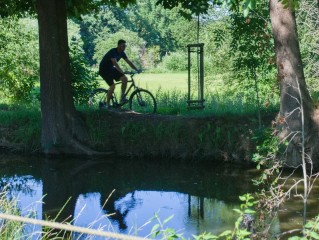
<box><xmin>0</xmin><ymin>154</ymin><xmax>266</xmax><ymax>238</ymax></box>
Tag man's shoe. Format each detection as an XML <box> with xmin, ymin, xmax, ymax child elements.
<box><xmin>99</xmin><ymin>101</ymin><xmax>105</xmax><ymax>108</ymax></box>
<box><xmin>103</xmin><ymin>103</ymin><xmax>110</xmax><ymax>109</ymax></box>
<box><xmin>120</xmin><ymin>97</ymin><xmax>129</xmax><ymax>104</ymax></box>
<box><xmin>99</xmin><ymin>102</ymin><xmax>109</xmax><ymax>109</ymax></box>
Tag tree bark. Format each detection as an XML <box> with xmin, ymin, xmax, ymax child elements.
<box><xmin>36</xmin><ymin>0</ymin><xmax>94</xmax><ymax>155</ymax></box>
<box><xmin>269</xmin><ymin>0</ymin><xmax>318</xmax><ymax>167</ymax></box>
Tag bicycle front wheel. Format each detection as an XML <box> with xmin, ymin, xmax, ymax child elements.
<box><xmin>88</xmin><ymin>88</ymin><xmax>108</xmax><ymax>110</ymax></box>
<box><xmin>129</xmin><ymin>89</ymin><xmax>157</xmax><ymax>114</ymax></box>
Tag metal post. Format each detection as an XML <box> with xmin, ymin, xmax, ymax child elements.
<box><xmin>188</xmin><ymin>46</ymin><xmax>191</xmax><ymax>108</ymax></box>
<box><xmin>200</xmin><ymin>44</ymin><xmax>204</xmax><ymax>108</ymax></box>
<box><xmin>187</xmin><ymin>43</ymin><xmax>205</xmax><ymax>110</ymax></box>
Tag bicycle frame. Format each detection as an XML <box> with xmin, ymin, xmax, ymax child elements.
<box><xmin>111</xmin><ymin>73</ymin><xmax>140</xmax><ymax>106</ymax></box>
<box><xmin>90</xmin><ymin>71</ymin><xmax>157</xmax><ymax>113</ymax></box>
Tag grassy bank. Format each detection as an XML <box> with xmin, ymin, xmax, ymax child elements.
<box><xmin>0</xmin><ymin>99</ymin><xmax>277</xmax><ymax>160</ymax></box>
<box><xmin>0</xmin><ymin>104</ymin><xmax>41</xmax><ymax>152</ymax></box>
<box><xmin>0</xmin><ymin>74</ymin><xmax>278</xmax><ymax>158</ymax></box>
<box><xmin>85</xmin><ymin>109</ymin><xmax>276</xmax><ymax>162</ymax></box>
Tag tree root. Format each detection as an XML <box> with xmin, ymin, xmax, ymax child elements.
<box><xmin>42</xmin><ymin>137</ymin><xmax>113</xmax><ymax>156</ymax></box>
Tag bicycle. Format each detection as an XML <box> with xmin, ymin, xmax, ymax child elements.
<box><xmin>88</xmin><ymin>71</ymin><xmax>157</xmax><ymax>114</ymax></box>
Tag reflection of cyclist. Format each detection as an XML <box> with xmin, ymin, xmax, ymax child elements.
<box><xmin>98</xmin><ymin>39</ymin><xmax>140</xmax><ymax>108</ymax></box>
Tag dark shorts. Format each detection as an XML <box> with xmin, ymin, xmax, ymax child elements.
<box><xmin>99</xmin><ymin>68</ymin><xmax>124</xmax><ymax>86</ymax></box>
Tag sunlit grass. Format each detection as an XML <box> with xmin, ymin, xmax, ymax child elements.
<box><xmin>95</xmin><ymin>72</ymin><xmax>188</xmax><ymax>92</ymax></box>
<box><xmin>95</xmin><ymin>72</ymin><xmax>226</xmax><ymax>94</ymax></box>
<box><xmin>0</xmin><ymin>189</ymin><xmax>25</xmax><ymax>239</ymax></box>
<box><xmin>92</xmin><ymin>72</ymin><xmax>277</xmax><ymax>117</ymax></box>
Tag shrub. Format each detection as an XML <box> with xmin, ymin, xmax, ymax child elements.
<box><xmin>158</xmin><ymin>52</ymin><xmax>188</xmax><ymax>72</ymax></box>
<box><xmin>0</xmin><ymin>17</ymin><xmax>39</xmax><ymax>102</ymax></box>
<box><xmin>69</xmin><ymin>36</ymin><xmax>99</xmax><ymax>105</ymax></box>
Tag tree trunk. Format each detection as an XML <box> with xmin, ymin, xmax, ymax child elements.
<box><xmin>269</xmin><ymin>0</ymin><xmax>318</xmax><ymax>167</ymax></box>
<box><xmin>36</xmin><ymin>0</ymin><xmax>94</xmax><ymax>155</ymax></box>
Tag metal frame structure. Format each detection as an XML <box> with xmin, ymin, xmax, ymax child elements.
<box><xmin>187</xmin><ymin>43</ymin><xmax>205</xmax><ymax>109</ymax></box>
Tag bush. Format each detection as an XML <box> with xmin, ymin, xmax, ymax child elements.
<box><xmin>0</xmin><ymin>17</ymin><xmax>39</xmax><ymax>102</ymax></box>
<box><xmin>157</xmin><ymin>52</ymin><xmax>188</xmax><ymax>72</ymax></box>
<box><xmin>69</xmin><ymin>36</ymin><xmax>99</xmax><ymax>105</ymax></box>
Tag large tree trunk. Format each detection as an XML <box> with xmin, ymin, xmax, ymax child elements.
<box><xmin>269</xmin><ymin>0</ymin><xmax>318</xmax><ymax>167</ymax></box>
<box><xmin>36</xmin><ymin>0</ymin><xmax>94</xmax><ymax>155</ymax></box>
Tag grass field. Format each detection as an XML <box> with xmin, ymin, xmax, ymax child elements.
<box><xmin>97</xmin><ymin>72</ymin><xmax>189</xmax><ymax>92</ymax></box>
<box><xmin>97</xmin><ymin>71</ymin><xmax>226</xmax><ymax>95</ymax></box>
<box><xmin>95</xmin><ymin>71</ymin><xmax>279</xmax><ymax>116</ymax></box>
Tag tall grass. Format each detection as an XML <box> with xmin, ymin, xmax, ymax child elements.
<box><xmin>0</xmin><ymin>188</ymin><xmax>149</xmax><ymax>240</ymax></box>
<box><xmin>153</xmin><ymin>88</ymin><xmax>279</xmax><ymax>117</ymax></box>
<box><xmin>93</xmin><ymin>72</ymin><xmax>279</xmax><ymax>116</ymax></box>
<box><xmin>0</xmin><ymin>189</ymin><xmax>25</xmax><ymax>239</ymax></box>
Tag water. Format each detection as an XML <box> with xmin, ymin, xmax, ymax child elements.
<box><xmin>0</xmin><ymin>153</ymin><xmax>316</xmax><ymax>239</ymax></box>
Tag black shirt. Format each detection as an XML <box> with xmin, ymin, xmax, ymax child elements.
<box><xmin>99</xmin><ymin>48</ymin><xmax>128</xmax><ymax>72</ymax></box>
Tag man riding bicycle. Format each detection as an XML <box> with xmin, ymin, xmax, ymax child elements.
<box><xmin>98</xmin><ymin>39</ymin><xmax>141</xmax><ymax>109</ymax></box>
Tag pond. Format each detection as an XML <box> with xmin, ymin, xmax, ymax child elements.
<box><xmin>0</xmin><ymin>153</ymin><xmax>317</xmax><ymax>239</ymax></box>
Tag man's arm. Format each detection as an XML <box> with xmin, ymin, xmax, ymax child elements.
<box><xmin>124</xmin><ymin>58</ymin><xmax>139</xmax><ymax>71</ymax></box>
<box><xmin>111</xmin><ymin>58</ymin><xmax>124</xmax><ymax>74</ymax></box>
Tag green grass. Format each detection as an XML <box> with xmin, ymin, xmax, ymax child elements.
<box><xmin>93</xmin><ymin>71</ymin><xmax>279</xmax><ymax>117</ymax></box>
<box><xmin>96</xmin><ymin>72</ymin><xmax>189</xmax><ymax>92</ymax></box>
<box><xmin>96</xmin><ymin>71</ymin><xmax>226</xmax><ymax>94</ymax></box>
<box><xmin>0</xmin><ymin>104</ymin><xmax>41</xmax><ymax>152</ymax></box>
<box><xmin>135</xmin><ymin>72</ymin><xmax>189</xmax><ymax>92</ymax></box>
<box><xmin>0</xmin><ymin>189</ymin><xmax>25</xmax><ymax>239</ymax></box>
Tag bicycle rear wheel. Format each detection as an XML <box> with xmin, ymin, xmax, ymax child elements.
<box><xmin>88</xmin><ymin>88</ymin><xmax>109</xmax><ymax>109</ymax></box>
<box><xmin>129</xmin><ymin>89</ymin><xmax>157</xmax><ymax>113</ymax></box>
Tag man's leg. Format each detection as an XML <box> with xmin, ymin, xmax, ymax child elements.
<box><xmin>120</xmin><ymin>75</ymin><xmax>128</xmax><ymax>100</ymax></box>
<box><xmin>107</xmin><ymin>84</ymin><xmax>115</xmax><ymax>105</ymax></box>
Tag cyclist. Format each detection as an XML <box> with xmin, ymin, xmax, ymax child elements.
<box><xmin>98</xmin><ymin>39</ymin><xmax>141</xmax><ymax>109</ymax></box>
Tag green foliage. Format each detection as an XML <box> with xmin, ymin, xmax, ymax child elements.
<box><xmin>149</xmin><ymin>213</ymin><xmax>184</xmax><ymax>239</ymax></box>
<box><xmin>142</xmin><ymin>45</ymin><xmax>161</xmax><ymax>69</ymax></box>
<box><xmin>0</xmin><ymin>17</ymin><xmax>39</xmax><ymax>102</ymax></box>
<box><xmin>78</xmin><ymin>9</ymin><xmax>124</xmax><ymax>64</ymax></box>
<box><xmin>0</xmin><ymin>17</ymin><xmax>98</xmax><ymax>104</ymax></box>
<box><xmin>302</xmin><ymin>215</ymin><xmax>319</xmax><ymax>239</ymax></box>
<box><xmin>296</xmin><ymin>0</ymin><xmax>319</xmax><ymax>103</ymax></box>
<box><xmin>69</xmin><ymin>34</ymin><xmax>99</xmax><ymax>105</ymax></box>
<box><xmin>251</xmin><ymin>127</ymin><xmax>288</xmax><ymax>189</ymax></box>
<box><xmin>230</xmin><ymin>8</ymin><xmax>273</xmax><ymax>72</ymax></box>
<box><xmin>0</xmin><ymin>104</ymin><xmax>41</xmax><ymax>152</ymax></box>
<box><xmin>228</xmin><ymin>2</ymin><xmax>277</xmax><ymax>107</ymax></box>
<box><xmin>194</xmin><ymin>193</ymin><xmax>256</xmax><ymax>240</ymax></box>
<box><xmin>158</xmin><ymin>52</ymin><xmax>188</xmax><ymax>72</ymax></box>
<box><xmin>81</xmin><ymin>0</ymin><xmax>195</xmax><ymax>67</ymax></box>
<box><xmin>0</xmin><ymin>0</ymin><xmax>137</xmax><ymax>18</ymax></box>
<box><xmin>202</xmin><ymin>13</ymin><xmax>232</xmax><ymax>78</ymax></box>
<box><xmin>124</xmin><ymin>0</ymin><xmax>186</xmax><ymax>54</ymax></box>
<box><xmin>156</xmin><ymin>0</ymin><xmax>210</xmax><ymax>18</ymax></box>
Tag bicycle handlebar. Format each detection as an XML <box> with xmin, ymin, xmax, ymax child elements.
<box><xmin>124</xmin><ymin>70</ymin><xmax>142</xmax><ymax>75</ymax></box>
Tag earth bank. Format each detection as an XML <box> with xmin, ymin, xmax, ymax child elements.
<box><xmin>0</xmin><ymin>107</ymin><xmax>276</xmax><ymax>163</ymax></box>
<box><xmin>86</xmin><ymin>109</ymin><xmax>276</xmax><ymax>163</ymax></box>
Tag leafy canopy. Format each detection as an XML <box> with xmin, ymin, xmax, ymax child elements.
<box><xmin>0</xmin><ymin>0</ymin><xmax>137</xmax><ymax>17</ymax></box>
<box><xmin>156</xmin><ymin>0</ymin><xmax>300</xmax><ymax>17</ymax></box>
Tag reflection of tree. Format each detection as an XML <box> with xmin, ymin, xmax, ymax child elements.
<box><xmin>188</xmin><ymin>195</ymin><xmax>204</xmax><ymax>219</ymax></box>
<box><xmin>105</xmin><ymin>191</ymin><xmax>138</xmax><ymax>230</ymax></box>
<box><xmin>1</xmin><ymin>154</ymin><xmax>258</xmax><ymax>234</ymax></box>
<box><xmin>0</xmin><ymin>154</ymin><xmax>42</xmax><ymax>196</ymax></box>
<box><xmin>0</xmin><ymin>176</ymin><xmax>38</xmax><ymax>197</ymax></box>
